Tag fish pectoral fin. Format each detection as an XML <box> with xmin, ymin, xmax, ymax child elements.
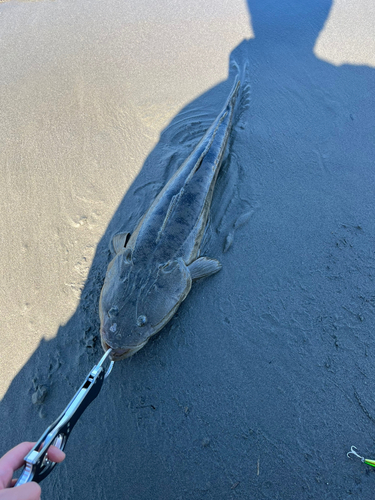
<box><xmin>188</xmin><ymin>257</ymin><xmax>222</xmax><ymax>280</ymax></box>
<box><xmin>111</xmin><ymin>232</ymin><xmax>131</xmax><ymax>254</ymax></box>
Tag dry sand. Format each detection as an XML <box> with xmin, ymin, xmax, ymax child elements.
<box><xmin>1</xmin><ymin>0</ymin><xmax>375</xmax><ymax>498</ymax></box>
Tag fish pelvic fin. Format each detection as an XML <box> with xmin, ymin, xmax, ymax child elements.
<box><xmin>111</xmin><ymin>232</ymin><xmax>131</xmax><ymax>254</ymax></box>
<box><xmin>188</xmin><ymin>257</ymin><xmax>222</xmax><ymax>280</ymax></box>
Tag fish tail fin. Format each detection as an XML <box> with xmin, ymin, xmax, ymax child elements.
<box><xmin>229</xmin><ymin>60</ymin><xmax>251</xmax><ymax>131</ymax></box>
<box><xmin>224</xmin><ymin>73</ymin><xmax>241</xmax><ymax>113</ymax></box>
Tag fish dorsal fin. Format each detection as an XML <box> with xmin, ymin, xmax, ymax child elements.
<box><xmin>188</xmin><ymin>257</ymin><xmax>222</xmax><ymax>280</ymax></box>
<box><xmin>156</xmin><ymin>189</ymin><xmax>184</xmax><ymax>243</ymax></box>
<box><xmin>111</xmin><ymin>232</ymin><xmax>131</xmax><ymax>254</ymax></box>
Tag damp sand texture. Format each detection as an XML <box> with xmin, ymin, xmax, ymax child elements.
<box><xmin>1</xmin><ymin>1</ymin><xmax>375</xmax><ymax>499</ymax></box>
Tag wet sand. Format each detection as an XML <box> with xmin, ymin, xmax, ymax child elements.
<box><xmin>1</xmin><ymin>0</ymin><xmax>375</xmax><ymax>498</ymax></box>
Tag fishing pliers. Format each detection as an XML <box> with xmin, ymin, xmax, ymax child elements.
<box><xmin>15</xmin><ymin>349</ymin><xmax>114</xmax><ymax>486</ymax></box>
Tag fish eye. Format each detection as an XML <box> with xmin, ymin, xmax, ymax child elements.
<box><xmin>108</xmin><ymin>306</ymin><xmax>119</xmax><ymax>318</ymax></box>
<box><xmin>137</xmin><ymin>315</ymin><xmax>148</xmax><ymax>327</ymax></box>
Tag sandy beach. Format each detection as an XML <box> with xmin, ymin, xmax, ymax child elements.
<box><xmin>1</xmin><ymin>0</ymin><xmax>375</xmax><ymax>498</ymax></box>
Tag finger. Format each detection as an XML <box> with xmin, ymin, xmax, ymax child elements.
<box><xmin>0</xmin><ymin>482</ymin><xmax>41</xmax><ymax>500</ymax></box>
<box><xmin>0</xmin><ymin>442</ymin><xmax>66</xmax><ymax>489</ymax></box>
<box><xmin>46</xmin><ymin>446</ymin><xmax>66</xmax><ymax>463</ymax></box>
<box><xmin>0</xmin><ymin>443</ymin><xmax>35</xmax><ymax>489</ymax></box>
<box><xmin>0</xmin><ymin>443</ymin><xmax>35</xmax><ymax>472</ymax></box>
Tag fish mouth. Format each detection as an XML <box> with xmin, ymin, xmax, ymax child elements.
<box><xmin>102</xmin><ymin>340</ymin><xmax>148</xmax><ymax>361</ymax></box>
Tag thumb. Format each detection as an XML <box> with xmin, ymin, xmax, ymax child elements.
<box><xmin>0</xmin><ymin>482</ymin><xmax>41</xmax><ymax>500</ymax></box>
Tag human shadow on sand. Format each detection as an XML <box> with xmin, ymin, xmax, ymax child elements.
<box><xmin>2</xmin><ymin>1</ymin><xmax>375</xmax><ymax>498</ymax></box>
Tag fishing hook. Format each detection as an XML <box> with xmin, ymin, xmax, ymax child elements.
<box><xmin>347</xmin><ymin>445</ymin><xmax>375</xmax><ymax>467</ymax></box>
<box><xmin>347</xmin><ymin>445</ymin><xmax>364</xmax><ymax>462</ymax></box>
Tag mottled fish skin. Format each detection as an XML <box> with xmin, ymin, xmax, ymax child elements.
<box><xmin>99</xmin><ymin>78</ymin><xmax>240</xmax><ymax>360</ymax></box>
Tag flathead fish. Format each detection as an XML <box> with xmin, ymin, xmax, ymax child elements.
<box><xmin>100</xmin><ymin>78</ymin><xmax>240</xmax><ymax>360</ymax></box>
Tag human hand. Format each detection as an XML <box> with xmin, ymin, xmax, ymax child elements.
<box><xmin>0</xmin><ymin>442</ymin><xmax>65</xmax><ymax>499</ymax></box>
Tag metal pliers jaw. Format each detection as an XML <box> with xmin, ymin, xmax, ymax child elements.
<box><xmin>15</xmin><ymin>349</ymin><xmax>114</xmax><ymax>486</ymax></box>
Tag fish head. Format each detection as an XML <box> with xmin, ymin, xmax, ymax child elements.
<box><xmin>99</xmin><ymin>253</ymin><xmax>192</xmax><ymax>360</ymax></box>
